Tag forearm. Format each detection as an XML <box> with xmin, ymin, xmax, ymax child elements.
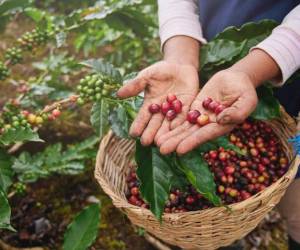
<box><xmin>230</xmin><ymin>49</ymin><xmax>281</xmax><ymax>88</ymax></box>
<box><xmin>163</xmin><ymin>36</ymin><xmax>200</xmax><ymax>69</ymax></box>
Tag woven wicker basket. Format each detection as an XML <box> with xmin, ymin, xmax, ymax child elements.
<box><xmin>95</xmin><ymin>110</ymin><xmax>300</xmax><ymax>250</ymax></box>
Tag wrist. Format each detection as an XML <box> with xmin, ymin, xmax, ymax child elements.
<box><xmin>229</xmin><ymin>49</ymin><xmax>281</xmax><ymax>88</ymax></box>
<box><xmin>163</xmin><ymin>35</ymin><xmax>200</xmax><ymax>69</ymax></box>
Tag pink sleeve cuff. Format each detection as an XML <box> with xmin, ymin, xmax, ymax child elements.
<box><xmin>252</xmin><ymin>27</ymin><xmax>300</xmax><ymax>86</ymax></box>
<box><xmin>159</xmin><ymin>17</ymin><xmax>207</xmax><ymax>50</ymax></box>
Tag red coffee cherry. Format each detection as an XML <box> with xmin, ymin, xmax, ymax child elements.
<box><xmin>202</xmin><ymin>97</ymin><xmax>213</xmax><ymax>109</ymax></box>
<box><xmin>215</xmin><ymin>104</ymin><xmax>226</xmax><ymax>114</ymax></box>
<box><xmin>52</xmin><ymin>109</ymin><xmax>61</xmax><ymax>117</ymax></box>
<box><xmin>208</xmin><ymin>101</ymin><xmax>219</xmax><ymax>112</ymax></box>
<box><xmin>166</xmin><ymin>110</ymin><xmax>176</xmax><ymax>121</ymax></box>
<box><xmin>148</xmin><ymin>103</ymin><xmax>160</xmax><ymax>114</ymax></box>
<box><xmin>161</xmin><ymin>101</ymin><xmax>172</xmax><ymax>115</ymax></box>
<box><xmin>187</xmin><ymin>110</ymin><xmax>200</xmax><ymax>124</ymax></box>
<box><xmin>167</xmin><ymin>93</ymin><xmax>177</xmax><ymax>103</ymax></box>
<box><xmin>172</xmin><ymin>99</ymin><xmax>183</xmax><ymax>114</ymax></box>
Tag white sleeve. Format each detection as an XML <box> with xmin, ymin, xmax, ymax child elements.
<box><xmin>158</xmin><ymin>0</ymin><xmax>206</xmax><ymax>50</ymax></box>
<box><xmin>252</xmin><ymin>5</ymin><xmax>300</xmax><ymax>85</ymax></box>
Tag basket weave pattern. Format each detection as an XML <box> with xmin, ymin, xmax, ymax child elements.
<box><xmin>95</xmin><ymin>111</ymin><xmax>300</xmax><ymax>250</ymax></box>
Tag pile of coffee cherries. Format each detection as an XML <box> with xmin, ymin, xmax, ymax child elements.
<box><xmin>126</xmin><ymin>119</ymin><xmax>289</xmax><ymax>213</ymax></box>
<box><xmin>149</xmin><ymin>95</ymin><xmax>227</xmax><ymax>127</ymax></box>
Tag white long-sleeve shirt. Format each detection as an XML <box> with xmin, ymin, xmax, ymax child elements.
<box><xmin>158</xmin><ymin>1</ymin><xmax>300</xmax><ymax>84</ymax></box>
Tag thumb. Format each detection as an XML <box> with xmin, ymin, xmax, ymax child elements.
<box><xmin>117</xmin><ymin>76</ymin><xmax>147</xmax><ymax>99</ymax></box>
<box><xmin>217</xmin><ymin>93</ymin><xmax>258</xmax><ymax>125</ymax></box>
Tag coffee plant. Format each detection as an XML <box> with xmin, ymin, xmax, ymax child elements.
<box><xmin>0</xmin><ymin>0</ymin><xmax>299</xmax><ymax>249</ymax></box>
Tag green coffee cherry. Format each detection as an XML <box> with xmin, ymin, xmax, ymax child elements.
<box><xmin>5</xmin><ymin>47</ymin><xmax>23</xmax><ymax>65</ymax></box>
<box><xmin>0</xmin><ymin>61</ymin><xmax>10</xmax><ymax>80</ymax></box>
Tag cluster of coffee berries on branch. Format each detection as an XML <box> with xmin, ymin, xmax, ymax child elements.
<box><xmin>149</xmin><ymin>94</ymin><xmax>183</xmax><ymax>121</ymax></box>
<box><xmin>0</xmin><ymin>112</ymin><xmax>31</xmax><ymax>135</ymax></box>
<box><xmin>5</xmin><ymin>47</ymin><xmax>23</xmax><ymax>65</ymax></box>
<box><xmin>126</xmin><ymin>119</ymin><xmax>289</xmax><ymax>212</ymax></box>
<box><xmin>0</xmin><ymin>61</ymin><xmax>10</xmax><ymax>80</ymax></box>
<box><xmin>17</xmin><ymin>28</ymin><xmax>50</xmax><ymax>51</ymax></box>
<box><xmin>76</xmin><ymin>74</ymin><xmax>119</xmax><ymax>105</ymax></box>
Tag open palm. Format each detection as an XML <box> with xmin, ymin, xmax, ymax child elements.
<box><xmin>117</xmin><ymin>61</ymin><xmax>199</xmax><ymax>146</ymax></box>
<box><xmin>156</xmin><ymin>70</ymin><xmax>258</xmax><ymax>154</ymax></box>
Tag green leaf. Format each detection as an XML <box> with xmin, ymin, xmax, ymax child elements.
<box><xmin>63</xmin><ymin>203</ymin><xmax>101</xmax><ymax>250</ymax></box>
<box><xmin>80</xmin><ymin>59</ymin><xmax>122</xmax><ymax>84</ymax></box>
<box><xmin>24</xmin><ymin>7</ymin><xmax>45</xmax><ymax>22</ymax></box>
<box><xmin>0</xmin><ymin>127</ymin><xmax>43</xmax><ymax>146</ymax></box>
<box><xmin>90</xmin><ymin>100</ymin><xmax>110</xmax><ymax>139</ymax></box>
<box><xmin>109</xmin><ymin>105</ymin><xmax>130</xmax><ymax>138</ymax></box>
<box><xmin>0</xmin><ymin>188</ymin><xmax>14</xmax><ymax>231</ymax></box>
<box><xmin>0</xmin><ymin>149</ymin><xmax>13</xmax><ymax>193</ymax></box>
<box><xmin>177</xmin><ymin>151</ymin><xmax>221</xmax><ymax>206</ymax></box>
<box><xmin>200</xmin><ymin>39</ymin><xmax>246</xmax><ymax>69</ymax></box>
<box><xmin>136</xmin><ymin>142</ymin><xmax>174</xmax><ymax>220</ymax></box>
<box><xmin>215</xmin><ymin>20</ymin><xmax>277</xmax><ymax>43</ymax></box>
<box><xmin>251</xmin><ymin>85</ymin><xmax>281</xmax><ymax>120</ymax></box>
<box><xmin>12</xmin><ymin>137</ymin><xmax>98</xmax><ymax>183</ymax></box>
<box><xmin>0</xmin><ymin>0</ymin><xmax>31</xmax><ymax>16</ymax></box>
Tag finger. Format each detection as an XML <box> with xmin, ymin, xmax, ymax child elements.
<box><xmin>154</xmin><ymin>119</ymin><xmax>170</xmax><ymax>145</ymax></box>
<box><xmin>159</xmin><ymin>124</ymin><xmax>199</xmax><ymax>155</ymax></box>
<box><xmin>117</xmin><ymin>77</ymin><xmax>147</xmax><ymax>99</ymax></box>
<box><xmin>156</xmin><ymin>121</ymin><xmax>191</xmax><ymax>147</ymax></box>
<box><xmin>140</xmin><ymin>113</ymin><xmax>164</xmax><ymax>146</ymax></box>
<box><xmin>217</xmin><ymin>92</ymin><xmax>258</xmax><ymax>125</ymax></box>
<box><xmin>129</xmin><ymin>103</ymin><xmax>152</xmax><ymax>137</ymax></box>
<box><xmin>176</xmin><ymin>123</ymin><xmax>233</xmax><ymax>154</ymax></box>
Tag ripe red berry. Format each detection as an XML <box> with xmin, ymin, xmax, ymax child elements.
<box><xmin>218</xmin><ymin>152</ymin><xmax>227</xmax><ymax>161</ymax></box>
<box><xmin>185</xmin><ymin>196</ymin><xmax>195</xmax><ymax>204</ymax></box>
<box><xmin>239</xmin><ymin>161</ymin><xmax>248</xmax><ymax>167</ymax></box>
<box><xmin>52</xmin><ymin>109</ymin><xmax>61</xmax><ymax>117</ymax></box>
<box><xmin>258</xmin><ymin>164</ymin><xmax>266</xmax><ymax>174</ymax></box>
<box><xmin>166</xmin><ymin>110</ymin><xmax>176</xmax><ymax>121</ymax></box>
<box><xmin>131</xmin><ymin>187</ymin><xmax>139</xmax><ymax>196</ymax></box>
<box><xmin>224</xmin><ymin>166</ymin><xmax>235</xmax><ymax>175</ymax></box>
<box><xmin>197</xmin><ymin>114</ymin><xmax>210</xmax><ymax>126</ymax></box>
<box><xmin>187</xmin><ymin>110</ymin><xmax>200</xmax><ymax>124</ymax></box>
<box><xmin>250</xmin><ymin>148</ymin><xmax>259</xmax><ymax>157</ymax></box>
<box><xmin>161</xmin><ymin>102</ymin><xmax>172</xmax><ymax>115</ymax></box>
<box><xmin>129</xmin><ymin>195</ymin><xmax>138</xmax><ymax>205</ymax></box>
<box><xmin>215</xmin><ymin>104</ymin><xmax>226</xmax><ymax>114</ymax></box>
<box><xmin>148</xmin><ymin>103</ymin><xmax>160</xmax><ymax>114</ymax></box>
<box><xmin>209</xmin><ymin>150</ymin><xmax>218</xmax><ymax>159</ymax></box>
<box><xmin>208</xmin><ymin>101</ymin><xmax>219</xmax><ymax>112</ymax></box>
<box><xmin>167</xmin><ymin>93</ymin><xmax>177</xmax><ymax>103</ymax></box>
<box><xmin>241</xmin><ymin>191</ymin><xmax>251</xmax><ymax>200</ymax></box>
<box><xmin>21</xmin><ymin>110</ymin><xmax>30</xmax><ymax>117</ymax></box>
<box><xmin>202</xmin><ymin>97</ymin><xmax>213</xmax><ymax>109</ymax></box>
<box><xmin>172</xmin><ymin>99</ymin><xmax>182</xmax><ymax>113</ymax></box>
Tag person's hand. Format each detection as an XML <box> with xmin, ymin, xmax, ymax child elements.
<box><xmin>156</xmin><ymin>69</ymin><xmax>258</xmax><ymax>154</ymax></box>
<box><xmin>117</xmin><ymin>61</ymin><xmax>199</xmax><ymax>146</ymax></box>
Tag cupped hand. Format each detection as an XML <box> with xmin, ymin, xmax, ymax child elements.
<box><xmin>156</xmin><ymin>69</ymin><xmax>258</xmax><ymax>155</ymax></box>
<box><xmin>117</xmin><ymin>61</ymin><xmax>199</xmax><ymax>146</ymax></box>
